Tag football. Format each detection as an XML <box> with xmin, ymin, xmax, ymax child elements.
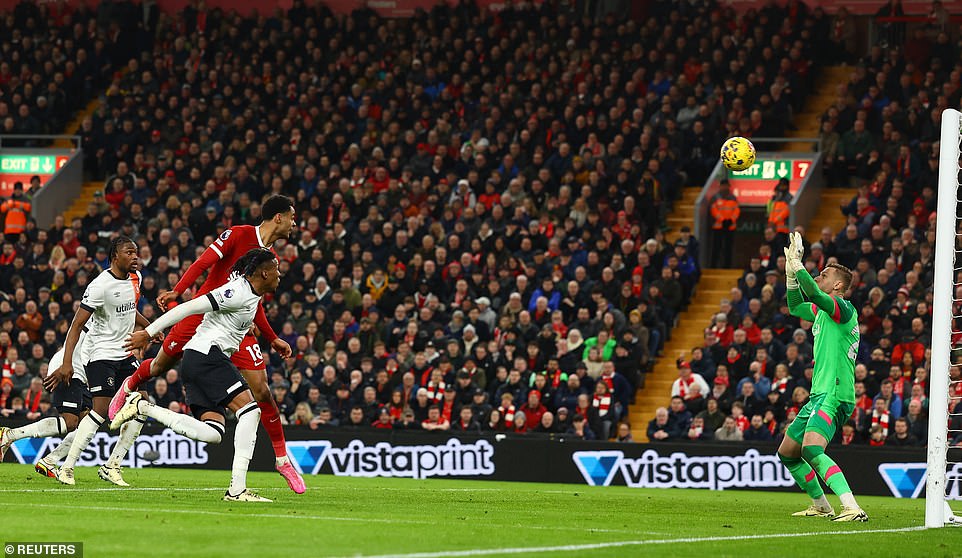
<box><xmin>720</xmin><ymin>136</ymin><xmax>756</xmax><ymax>171</ymax></box>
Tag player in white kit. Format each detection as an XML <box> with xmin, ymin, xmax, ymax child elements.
<box><xmin>114</xmin><ymin>248</ymin><xmax>281</xmax><ymax>502</ymax></box>
<box><xmin>0</xmin><ymin>237</ymin><xmax>151</xmax><ymax>485</ymax></box>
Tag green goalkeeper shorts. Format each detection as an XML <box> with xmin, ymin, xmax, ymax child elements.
<box><xmin>786</xmin><ymin>393</ymin><xmax>855</xmax><ymax>444</ymax></box>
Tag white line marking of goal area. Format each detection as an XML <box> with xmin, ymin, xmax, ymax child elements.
<box><xmin>3</xmin><ymin>503</ymin><xmax>658</xmax><ymax>536</ymax></box>
<box><xmin>353</xmin><ymin>526</ymin><xmax>929</xmax><ymax>558</ymax></box>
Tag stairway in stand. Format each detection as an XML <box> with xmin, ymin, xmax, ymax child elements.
<box><xmin>664</xmin><ymin>186</ymin><xmax>701</xmax><ymax>244</ymax></box>
<box><xmin>62</xmin><ymin>181</ymin><xmax>109</xmax><ymax>224</ymax></box>
<box><xmin>782</xmin><ymin>66</ymin><xmax>851</xmax><ymax>152</ymax></box>
<box><xmin>628</xmin><ymin>268</ymin><xmax>742</xmax><ymax>441</ymax></box>
<box><xmin>803</xmin><ymin>189</ymin><xmax>854</xmax><ymax>244</ymax></box>
<box><xmin>54</xmin><ymin>99</ymin><xmax>104</xmax><ymax>224</ymax></box>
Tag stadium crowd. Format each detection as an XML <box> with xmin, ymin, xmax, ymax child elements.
<box><xmin>3</xmin><ymin>0</ymin><xmax>925</xmax><ymax>447</ymax></box>
<box><xmin>654</xmin><ymin>15</ymin><xmax>956</xmax><ymax>448</ymax></box>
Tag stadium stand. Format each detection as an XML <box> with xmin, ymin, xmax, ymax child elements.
<box><xmin>0</xmin><ymin>0</ymin><xmax>940</xmax><ymax>449</ymax></box>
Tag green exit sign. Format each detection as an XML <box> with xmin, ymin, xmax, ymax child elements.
<box><xmin>0</xmin><ymin>155</ymin><xmax>58</xmax><ymax>174</ymax></box>
<box><xmin>728</xmin><ymin>159</ymin><xmax>794</xmax><ymax>180</ymax></box>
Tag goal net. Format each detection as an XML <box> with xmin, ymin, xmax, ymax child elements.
<box><xmin>927</xmin><ymin>108</ymin><xmax>962</xmax><ymax>527</ymax></box>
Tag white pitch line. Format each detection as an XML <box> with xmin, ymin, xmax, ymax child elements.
<box><xmin>351</xmin><ymin>526</ymin><xmax>929</xmax><ymax>558</ymax></box>
<box><xmin>4</xmin><ymin>502</ymin><xmax>657</xmax><ymax>536</ymax></box>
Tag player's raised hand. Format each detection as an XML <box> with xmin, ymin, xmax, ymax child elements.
<box><xmin>156</xmin><ymin>289</ymin><xmax>181</xmax><ymax>310</ymax></box>
<box><xmin>783</xmin><ymin>246</ymin><xmax>797</xmax><ymax>272</ymax></box>
<box><xmin>43</xmin><ymin>364</ymin><xmax>72</xmax><ymax>391</ymax></box>
<box><xmin>271</xmin><ymin>338</ymin><xmax>293</xmax><ymax>359</ymax></box>
<box><xmin>791</xmin><ymin>231</ymin><xmax>805</xmax><ymax>259</ymax></box>
<box><xmin>125</xmin><ymin>330</ymin><xmax>152</xmax><ymax>352</ymax></box>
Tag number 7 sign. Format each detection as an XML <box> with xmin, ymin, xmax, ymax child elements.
<box><xmin>793</xmin><ymin>160</ymin><xmax>812</xmax><ymax>180</ymax></box>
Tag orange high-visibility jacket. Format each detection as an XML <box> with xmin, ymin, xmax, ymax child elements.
<box><xmin>710</xmin><ymin>192</ymin><xmax>740</xmax><ymax>230</ymax></box>
<box><xmin>1</xmin><ymin>199</ymin><xmax>30</xmax><ymax>235</ymax></box>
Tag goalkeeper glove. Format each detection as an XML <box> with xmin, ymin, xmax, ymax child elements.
<box><xmin>783</xmin><ymin>246</ymin><xmax>800</xmax><ymax>289</ymax></box>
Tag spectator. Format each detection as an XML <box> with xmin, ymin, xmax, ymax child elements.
<box><xmin>671</xmin><ymin>360</ymin><xmax>709</xmax><ymax>402</ymax></box>
<box><xmin>567</xmin><ymin>414</ymin><xmax>596</xmax><ymax>441</ymax></box>
<box><xmin>743</xmin><ymin>414</ymin><xmax>774</xmax><ymax>441</ymax></box>
<box><xmin>714</xmin><ymin>416</ymin><xmax>744</xmax><ymax>442</ymax></box>
<box><xmin>696</xmin><ymin>398</ymin><xmax>726</xmax><ymax>433</ymax></box>
<box><xmin>647</xmin><ymin>407</ymin><xmax>674</xmax><ymax>441</ymax></box>
<box><xmin>421</xmin><ymin>405</ymin><xmax>450</xmax><ymax>432</ymax></box>
<box><xmin>685</xmin><ymin>416</ymin><xmax>714</xmax><ymax>441</ymax></box>
<box><xmin>887</xmin><ymin>417</ymin><xmax>920</xmax><ymax>447</ymax></box>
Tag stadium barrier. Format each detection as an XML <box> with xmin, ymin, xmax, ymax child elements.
<box><xmin>0</xmin><ymin>420</ymin><xmax>936</xmax><ymax>498</ymax></box>
<box><xmin>693</xmin><ymin>144</ymin><xmax>824</xmax><ymax>269</ymax></box>
<box><xmin>0</xmin><ymin>136</ymin><xmax>84</xmax><ymax>228</ymax></box>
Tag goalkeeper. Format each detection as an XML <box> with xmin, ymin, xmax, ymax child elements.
<box><xmin>777</xmin><ymin>232</ymin><xmax>868</xmax><ymax>522</ymax></box>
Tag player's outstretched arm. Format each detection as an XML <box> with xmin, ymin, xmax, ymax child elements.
<box><xmin>784</xmin><ymin>242</ymin><xmax>816</xmax><ymax>321</ymax></box>
<box><xmin>252</xmin><ymin>304</ymin><xmax>291</xmax><ymax>357</ymax></box>
<box><xmin>797</xmin><ymin>269</ymin><xmax>854</xmax><ymax>323</ymax></box>
<box><xmin>166</xmin><ymin>243</ymin><xmax>224</xmax><ymax>306</ymax></box>
<box><xmin>125</xmin><ymin>295</ymin><xmax>214</xmax><ymax>352</ymax></box>
<box><xmin>797</xmin><ymin>268</ymin><xmax>836</xmax><ymax>312</ymax></box>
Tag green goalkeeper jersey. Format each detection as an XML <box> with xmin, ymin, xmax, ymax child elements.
<box><xmin>786</xmin><ymin>268</ymin><xmax>858</xmax><ymax>403</ymax></box>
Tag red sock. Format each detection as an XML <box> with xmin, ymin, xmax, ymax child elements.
<box><xmin>128</xmin><ymin>358</ymin><xmax>154</xmax><ymax>391</ymax></box>
<box><xmin>257</xmin><ymin>400</ymin><xmax>287</xmax><ymax>459</ymax></box>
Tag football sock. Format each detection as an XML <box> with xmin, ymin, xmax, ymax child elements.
<box><xmin>127</xmin><ymin>358</ymin><xmax>155</xmax><ymax>391</ymax></box>
<box><xmin>106</xmin><ymin>415</ymin><xmax>146</xmax><ymax>468</ymax></box>
<box><xmin>229</xmin><ymin>402</ymin><xmax>261</xmax><ymax>495</ymax></box>
<box><xmin>139</xmin><ymin>401</ymin><xmax>223</xmax><ymax>444</ymax></box>
<box><xmin>778</xmin><ymin>453</ymin><xmax>824</xmax><ymax>500</ymax></box>
<box><xmin>44</xmin><ymin>431</ymin><xmax>77</xmax><ymax>464</ymax></box>
<box><xmin>8</xmin><ymin>417</ymin><xmax>66</xmax><ymax>441</ymax></box>
<box><xmin>257</xmin><ymin>400</ymin><xmax>288</xmax><ymax>459</ymax></box>
<box><xmin>63</xmin><ymin>411</ymin><xmax>105</xmax><ymax>469</ymax></box>
<box><xmin>802</xmin><ymin>445</ymin><xmax>855</xmax><ymax>502</ymax></box>
<box><xmin>839</xmin><ymin>492</ymin><xmax>859</xmax><ymax>509</ymax></box>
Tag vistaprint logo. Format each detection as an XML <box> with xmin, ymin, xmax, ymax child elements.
<box><xmin>287</xmin><ymin>439</ymin><xmax>495</xmax><ymax>479</ymax></box>
<box><xmin>878</xmin><ymin>462</ymin><xmax>962</xmax><ymax>500</ymax></box>
<box><xmin>10</xmin><ymin>429</ymin><xmax>209</xmax><ymax>468</ymax></box>
<box><xmin>878</xmin><ymin>463</ymin><xmax>927</xmax><ymax>498</ymax></box>
<box><xmin>573</xmin><ymin>449</ymin><xmax>795</xmax><ymax>490</ymax></box>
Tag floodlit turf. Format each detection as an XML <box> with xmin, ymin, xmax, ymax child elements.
<box><xmin>0</xmin><ymin>464</ymin><xmax>959</xmax><ymax>557</ymax></box>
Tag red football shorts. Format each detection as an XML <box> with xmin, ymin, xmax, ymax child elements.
<box><xmin>161</xmin><ymin>314</ymin><xmax>204</xmax><ymax>359</ymax></box>
<box><xmin>230</xmin><ymin>333</ymin><xmax>267</xmax><ymax>371</ymax></box>
<box><xmin>162</xmin><ymin>317</ymin><xmax>266</xmax><ymax>372</ymax></box>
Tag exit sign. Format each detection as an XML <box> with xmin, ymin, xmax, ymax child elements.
<box><xmin>0</xmin><ymin>153</ymin><xmax>71</xmax><ymax>197</ymax></box>
<box><xmin>725</xmin><ymin>158</ymin><xmax>812</xmax><ymax>205</ymax></box>
<box><xmin>0</xmin><ymin>154</ymin><xmax>64</xmax><ymax>174</ymax></box>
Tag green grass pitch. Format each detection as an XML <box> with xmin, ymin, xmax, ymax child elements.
<box><xmin>0</xmin><ymin>464</ymin><xmax>960</xmax><ymax>557</ymax></box>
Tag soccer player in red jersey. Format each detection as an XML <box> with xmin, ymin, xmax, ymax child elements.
<box><xmin>108</xmin><ymin>195</ymin><xmax>305</xmax><ymax>494</ymax></box>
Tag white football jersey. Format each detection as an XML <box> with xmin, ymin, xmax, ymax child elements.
<box><xmin>79</xmin><ymin>269</ymin><xmax>141</xmax><ymax>362</ymax></box>
<box><xmin>49</xmin><ymin>330</ymin><xmax>91</xmax><ymax>383</ymax></box>
<box><xmin>185</xmin><ymin>276</ymin><xmax>262</xmax><ymax>356</ymax></box>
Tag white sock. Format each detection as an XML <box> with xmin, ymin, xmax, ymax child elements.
<box><xmin>275</xmin><ymin>456</ymin><xmax>289</xmax><ymax>466</ymax></box>
<box><xmin>229</xmin><ymin>402</ymin><xmax>260</xmax><ymax>495</ymax></box>
<box><xmin>8</xmin><ymin>417</ymin><xmax>65</xmax><ymax>441</ymax></box>
<box><xmin>62</xmin><ymin>411</ymin><xmax>105</xmax><ymax>469</ymax></box>
<box><xmin>106</xmin><ymin>415</ymin><xmax>146</xmax><ymax>468</ymax></box>
<box><xmin>813</xmin><ymin>494</ymin><xmax>831</xmax><ymax>509</ymax></box>
<box><xmin>839</xmin><ymin>492</ymin><xmax>859</xmax><ymax>509</ymax></box>
<box><xmin>44</xmin><ymin>430</ymin><xmax>77</xmax><ymax>464</ymax></box>
<box><xmin>139</xmin><ymin>402</ymin><xmax>223</xmax><ymax>444</ymax></box>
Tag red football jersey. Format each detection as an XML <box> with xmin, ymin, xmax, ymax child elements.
<box><xmin>175</xmin><ymin>225</ymin><xmax>270</xmax><ymax>296</ymax></box>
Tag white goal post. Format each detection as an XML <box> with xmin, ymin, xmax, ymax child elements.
<box><xmin>926</xmin><ymin>107</ymin><xmax>962</xmax><ymax>527</ymax></box>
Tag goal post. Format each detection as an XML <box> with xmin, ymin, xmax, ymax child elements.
<box><xmin>926</xmin><ymin>107</ymin><xmax>962</xmax><ymax>528</ymax></box>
